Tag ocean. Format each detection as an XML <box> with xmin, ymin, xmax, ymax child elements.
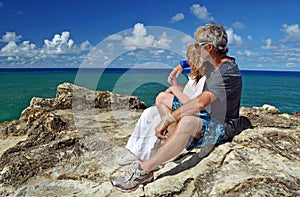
<box><xmin>0</xmin><ymin>68</ymin><xmax>299</xmax><ymax>123</ymax></box>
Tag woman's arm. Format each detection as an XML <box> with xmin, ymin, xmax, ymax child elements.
<box><xmin>166</xmin><ymin>86</ymin><xmax>190</xmax><ymax>104</ymax></box>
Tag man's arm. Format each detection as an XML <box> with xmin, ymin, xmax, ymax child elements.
<box><xmin>172</xmin><ymin>91</ymin><xmax>216</xmax><ymax>120</ymax></box>
<box><xmin>155</xmin><ymin>91</ymin><xmax>217</xmax><ymax>139</ymax></box>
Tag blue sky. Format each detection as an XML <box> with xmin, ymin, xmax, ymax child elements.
<box><xmin>0</xmin><ymin>0</ymin><xmax>299</xmax><ymax>70</ymax></box>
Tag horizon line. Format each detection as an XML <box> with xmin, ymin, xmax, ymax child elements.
<box><xmin>0</xmin><ymin>67</ymin><xmax>300</xmax><ymax>72</ymax></box>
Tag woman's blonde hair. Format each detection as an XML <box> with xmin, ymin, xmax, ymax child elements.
<box><xmin>186</xmin><ymin>44</ymin><xmax>208</xmax><ymax>83</ymax></box>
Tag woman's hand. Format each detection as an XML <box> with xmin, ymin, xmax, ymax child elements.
<box><xmin>166</xmin><ymin>86</ymin><xmax>173</xmax><ymax>94</ymax></box>
<box><xmin>166</xmin><ymin>86</ymin><xmax>180</xmax><ymax>95</ymax></box>
<box><xmin>168</xmin><ymin>65</ymin><xmax>183</xmax><ymax>85</ymax></box>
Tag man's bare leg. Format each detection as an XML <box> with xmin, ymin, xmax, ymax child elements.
<box><xmin>141</xmin><ymin>116</ymin><xmax>202</xmax><ymax>172</ymax></box>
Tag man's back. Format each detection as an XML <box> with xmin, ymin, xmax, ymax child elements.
<box><xmin>204</xmin><ymin>60</ymin><xmax>242</xmax><ymax>124</ymax></box>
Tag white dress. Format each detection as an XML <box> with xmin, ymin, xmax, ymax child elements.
<box><xmin>125</xmin><ymin>76</ymin><xmax>209</xmax><ymax>161</ymax></box>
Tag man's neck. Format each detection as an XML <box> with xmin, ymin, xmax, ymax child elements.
<box><xmin>214</xmin><ymin>55</ymin><xmax>232</xmax><ymax>69</ymax></box>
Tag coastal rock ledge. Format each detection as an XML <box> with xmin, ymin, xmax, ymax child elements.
<box><xmin>0</xmin><ymin>82</ymin><xmax>299</xmax><ymax>196</ymax></box>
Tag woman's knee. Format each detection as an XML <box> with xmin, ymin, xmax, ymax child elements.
<box><xmin>143</xmin><ymin>107</ymin><xmax>152</xmax><ymax>115</ymax></box>
<box><xmin>155</xmin><ymin>92</ymin><xmax>170</xmax><ymax>105</ymax></box>
<box><xmin>140</xmin><ymin>106</ymin><xmax>158</xmax><ymax>121</ymax></box>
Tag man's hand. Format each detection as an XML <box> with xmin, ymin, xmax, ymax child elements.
<box><xmin>155</xmin><ymin>121</ymin><xmax>168</xmax><ymax>140</ymax></box>
<box><xmin>155</xmin><ymin>112</ymin><xmax>176</xmax><ymax>139</ymax></box>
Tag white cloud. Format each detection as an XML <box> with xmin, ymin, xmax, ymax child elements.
<box><xmin>7</xmin><ymin>56</ymin><xmax>14</xmax><ymax>61</ymax></box>
<box><xmin>261</xmin><ymin>38</ymin><xmax>277</xmax><ymax>50</ymax></box>
<box><xmin>170</xmin><ymin>13</ymin><xmax>185</xmax><ymax>23</ymax></box>
<box><xmin>244</xmin><ymin>50</ymin><xmax>254</xmax><ymax>57</ymax></box>
<box><xmin>107</xmin><ymin>34</ymin><xmax>123</xmax><ymax>41</ymax></box>
<box><xmin>190</xmin><ymin>4</ymin><xmax>214</xmax><ymax>22</ymax></box>
<box><xmin>284</xmin><ymin>62</ymin><xmax>297</xmax><ymax>68</ymax></box>
<box><xmin>181</xmin><ymin>35</ymin><xmax>194</xmax><ymax>44</ymax></box>
<box><xmin>80</xmin><ymin>40</ymin><xmax>93</xmax><ymax>51</ymax></box>
<box><xmin>155</xmin><ymin>32</ymin><xmax>172</xmax><ymax>48</ymax></box>
<box><xmin>1</xmin><ymin>41</ymin><xmax>18</xmax><ymax>53</ymax></box>
<box><xmin>1</xmin><ymin>31</ymin><xmax>22</xmax><ymax>43</ymax></box>
<box><xmin>0</xmin><ymin>31</ymin><xmax>94</xmax><ymax>67</ymax></box>
<box><xmin>42</xmin><ymin>31</ymin><xmax>75</xmax><ymax>55</ymax></box>
<box><xmin>122</xmin><ymin>23</ymin><xmax>154</xmax><ymax>50</ymax></box>
<box><xmin>180</xmin><ymin>35</ymin><xmax>194</xmax><ymax>55</ymax></box>
<box><xmin>281</xmin><ymin>24</ymin><xmax>300</xmax><ymax>43</ymax></box>
<box><xmin>122</xmin><ymin>23</ymin><xmax>172</xmax><ymax>50</ymax></box>
<box><xmin>0</xmin><ymin>32</ymin><xmax>37</xmax><ymax>57</ymax></box>
<box><xmin>20</xmin><ymin>41</ymin><xmax>36</xmax><ymax>51</ymax></box>
<box><xmin>232</xmin><ymin>22</ymin><xmax>245</xmax><ymax>30</ymax></box>
<box><xmin>236</xmin><ymin>49</ymin><xmax>258</xmax><ymax>57</ymax></box>
<box><xmin>226</xmin><ymin>28</ymin><xmax>243</xmax><ymax>47</ymax></box>
<box><xmin>256</xmin><ymin>64</ymin><xmax>264</xmax><ymax>68</ymax></box>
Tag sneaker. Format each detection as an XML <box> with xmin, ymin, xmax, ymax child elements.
<box><xmin>117</xmin><ymin>151</ymin><xmax>139</xmax><ymax>166</ymax></box>
<box><xmin>111</xmin><ymin>162</ymin><xmax>154</xmax><ymax>192</ymax></box>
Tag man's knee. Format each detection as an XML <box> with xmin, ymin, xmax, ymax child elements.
<box><xmin>180</xmin><ymin>116</ymin><xmax>201</xmax><ymax>124</ymax></box>
<box><xmin>177</xmin><ymin>116</ymin><xmax>202</xmax><ymax>134</ymax></box>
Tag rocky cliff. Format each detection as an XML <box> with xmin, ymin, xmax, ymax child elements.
<box><xmin>0</xmin><ymin>82</ymin><xmax>299</xmax><ymax>196</ymax></box>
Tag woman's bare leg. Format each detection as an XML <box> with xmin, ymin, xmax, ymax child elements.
<box><xmin>155</xmin><ymin>92</ymin><xmax>174</xmax><ymax>117</ymax></box>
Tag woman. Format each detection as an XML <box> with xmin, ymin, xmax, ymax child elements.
<box><xmin>119</xmin><ymin>44</ymin><xmax>212</xmax><ymax>165</ymax></box>
<box><xmin>155</xmin><ymin>44</ymin><xmax>212</xmax><ymax>122</ymax></box>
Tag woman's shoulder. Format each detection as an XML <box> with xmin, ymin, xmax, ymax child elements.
<box><xmin>194</xmin><ymin>76</ymin><xmax>206</xmax><ymax>88</ymax></box>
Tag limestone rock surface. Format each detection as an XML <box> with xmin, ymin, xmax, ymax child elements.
<box><xmin>0</xmin><ymin>83</ymin><xmax>299</xmax><ymax>197</ymax></box>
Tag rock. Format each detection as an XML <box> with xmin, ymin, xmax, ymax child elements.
<box><xmin>262</xmin><ymin>104</ymin><xmax>280</xmax><ymax>114</ymax></box>
<box><xmin>0</xmin><ymin>83</ymin><xmax>299</xmax><ymax>196</ymax></box>
<box><xmin>281</xmin><ymin>113</ymin><xmax>290</xmax><ymax>119</ymax></box>
<box><xmin>29</xmin><ymin>82</ymin><xmax>147</xmax><ymax>111</ymax></box>
<box><xmin>194</xmin><ymin>127</ymin><xmax>300</xmax><ymax>196</ymax></box>
<box><xmin>240</xmin><ymin>106</ymin><xmax>299</xmax><ymax>128</ymax></box>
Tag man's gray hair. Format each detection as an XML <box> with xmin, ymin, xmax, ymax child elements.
<box><xmin>194</xmin><ymin>23</ymin><xmax>228</xmax><ymax>55</ymax></box>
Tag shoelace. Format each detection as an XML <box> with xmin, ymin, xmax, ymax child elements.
<box><xmin>123</xmin><ymin>162</ymin><xmax>139</xmax><ymax>182</ymax></box>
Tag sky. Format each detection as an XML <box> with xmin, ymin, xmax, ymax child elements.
<box><xmin>0</xmin><ymin>0</ymin><xmax>299</xmax><ymax>71</ymax></box>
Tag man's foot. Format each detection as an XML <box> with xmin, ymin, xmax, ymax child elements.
<box><xmin>117</xmin><ymin>151</ymin><xmax>139</xmax><ymax>166</ymax></box>
<box><xmin>111</xmin><ymin>162</ymin><xmax>154</xmax><ymax>192</ymax></box>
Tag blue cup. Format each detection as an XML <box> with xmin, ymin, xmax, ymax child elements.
<box><xmin>179</xmin><ymin>60</ymin><xmax>189</xmax><ymax>68</ymax></box>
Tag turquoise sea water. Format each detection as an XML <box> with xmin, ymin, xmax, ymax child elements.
<box><xmin>0</xmin><ymin>68</ymin><xmax>299</xmax><ymax>123</ymax></box>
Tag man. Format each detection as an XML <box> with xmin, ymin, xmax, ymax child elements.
<box><xmin>111</xmin><ymin>23</ymin><xmax>242</xmax><ymax>192</ymax></box>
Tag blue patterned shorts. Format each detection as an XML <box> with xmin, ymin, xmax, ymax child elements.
<box><xmin>197</xmin><ymin>118</ymin><xmax>227</xmax><ymax>146</ymax></box>
<box><xmin>172</xmin><ymin>96</ymin><xmax>227</xmax><ymax>150</ymax></box>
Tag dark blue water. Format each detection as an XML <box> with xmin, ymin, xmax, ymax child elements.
<box><xmin>240</xmin><ymin>70</ymin><xmax>300</xmax><ymax>113</ymax></box>
<box><xmin>0</xmin><ymin>68</ymin><xmax>299</xmax><ymax>123</ymax></box>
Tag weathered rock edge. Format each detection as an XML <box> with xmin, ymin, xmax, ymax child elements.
<box><xmin>0</xmin><ymin>82</ymin><xmax>299</xmax><ymax>197</ymax></box>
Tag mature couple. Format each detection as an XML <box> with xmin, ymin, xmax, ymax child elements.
<box><xmin>111</xmin><ymin>23</ymin><xmax>242</xmax><ymax>192</ymax></box>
